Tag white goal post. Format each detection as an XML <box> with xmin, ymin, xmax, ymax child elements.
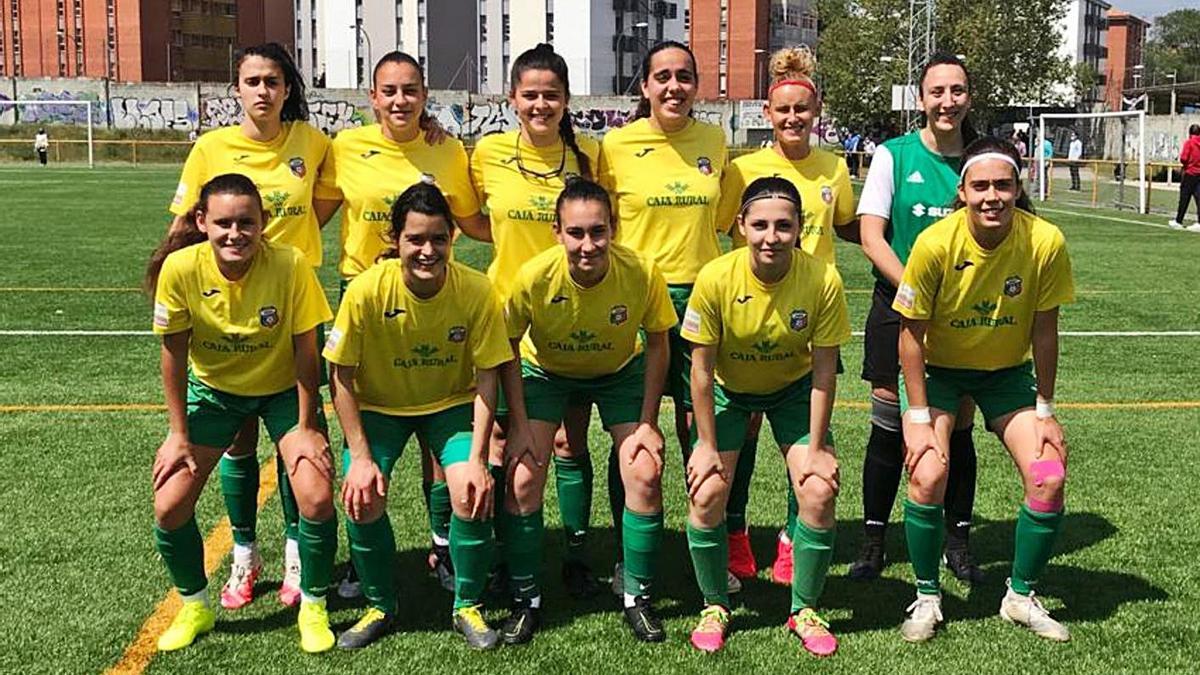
<box><xmin>5</xmin><ymin>100</ymin><xmax>95</xmax><ymax>168</ymax></box>
<box><xmin>1036</xmin><ymin>110</ymin><xmax>1145</xmax><ymax>214</ymax></box>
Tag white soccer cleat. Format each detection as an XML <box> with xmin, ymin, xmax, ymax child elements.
<box><xmin>900</xmin><ymin>592</ymin><xmax>944</xmax><ymax>642</ymax></box>
<box><xmin>1168</xmin><ymin>220</ymin><xmax>1184</xmax><ymax>229</ymax></box>
<box><xmin>999</xmin><ymin>583</ymin><xmax>1070</xmax><ymax>642</ymax></box>
<box><xmin>1188</xmin><ymin>222</ymin><xmax>1200</xmax><ymax>233</ymax></box>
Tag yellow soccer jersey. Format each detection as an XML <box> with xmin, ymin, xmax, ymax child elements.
<box><xmin>325</xmin><ymin>125</ymin><xmax>480</xmax><ymax>278</ymax></box>
<box><xmin>506</xmin><ymin>243</ymin><xmax>678</xmax><ymax>378</ymax></box>
<box><xmin>716</xmin><ymin>147</ymin><xmax>855</xmax><ymax>263</ymax></box>
<box><xmin>153</xmin><ymin>240</ymin><xmax>333</xmax><ymax>397</ymax></box>
<box><xmin>598</xmin><ymin>118</ymin><xmax>727</xmax><ymax>284</ymax></box>
<box><xmin>893</xmin><ymin>209</ymin><xmax>1075</xmax><ymax>371</ymax></box>
<box><xmin>681</xmin><ymin>248</ymin><xmax>850</xmax><ymax>394</ymax></box>
<box><xmin>471</xmin><ymin>130</ymin><xmax>601</xmax><ymax>298</ymax></box>
<box><xmin>322</xmin><ymin>260</ymin><xmax>513</xmax><ymax>415</ymax></box>
<box><xmin>169</xmin><ymin>123</ymin><xmax>337</xmax><ymax>267</ymax></box>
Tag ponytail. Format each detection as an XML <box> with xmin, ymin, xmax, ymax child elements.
<box><xmin>558</xmin><ymin>114</ymin><xmax>591</xmax><ymax>179</ymax></box>
<box><xmin>145</xmin><ymin>217</ymin><xmax>206</xmax><ymax>295</ymax></box>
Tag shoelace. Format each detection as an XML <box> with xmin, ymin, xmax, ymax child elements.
<box><xmin>457</xmin><ymin>606</ymin><xmax>490</xmax><ymax>632</ymax></box>
<box><xmin>1023</xmin><ymin>591</ymin><xmax>1051</xmax><ymax>619</ymax></box>
<box><xmin>353</xmin><ymin>607</ymin><xmax>387</xmax><ymax>630</ymax></box>
<box><xmin>284</xmin><ymin>558</ymin><xmax>301</xmax><ymax>580</ymax></box>
<box><xmin>225</xmin><ymin>562</ymin><xmax>254</xmax><ymax>590</ymax></box>
<box><xmin>697</xmin><ymin>606</ymin><xmax>729</xmax><ymax>633</ymax></box>
<box><xmin>299</xmin><ymin>602</ymin><xmax>328</xmax><ymax>628</ymax></box>
<box><xmin>794</xmin><ymin>607</ymin><xmax>830</xmax><ymax>631</ymax></box>
<box><xmin>906</xmin><ymin>596</ymin><xmax>944</xmax><ymax>622</ymax></box>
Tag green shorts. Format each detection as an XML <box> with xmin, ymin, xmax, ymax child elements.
<box><xmin>343</xmin><ymin>404</ymin><xmax>475</xmax><ymax>477</ymax></box>
<box><xmin>902</xmin><ymin>362</ymin><xmax>1036</xmax><ymax>423</ymax></box>
<box><xmin>522</xmin><ymin>355</ymin><xmax>644</xmax><ymax>429</ymax></box>
<box><xmin>667</xmin><ymin>284</ymin><xmax>695</xmax><ymax>409</ymax></box>
<box><xmin>186</xmin><ymin>373</ymin><xmax>326</xmax><ymax>449</ymax></box>
<box><xmin>690</xmin><ymin>374</ymin><xmax>833</xmax><ymax>452</ymax></box>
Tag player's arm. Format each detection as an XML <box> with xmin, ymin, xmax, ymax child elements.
<box><xmin>1032</xmin><ymin>306</ymin><xmax>1067</xmax><ymax>461</ymax></box>
<box><xmin>463</xmin><ymin>365</ymin><xmax>500</xmax><ymax>519</ymax></box>
<box><xmin>456</xmin><ymin>212</ymin><xmax>493</xmax><ymax>243</ymax></box>
<box><xmin>833</xmin><ymin>218</ymin><xmax>861</xmax><ymax>244</ymax></box>
<box><xmin>861</xmin><ymin>215</ymin><xmax>903</xmax><ymax>287</ymax></box>
<box><xmin>314</xmin><ymin>198</ymin><xmax>341</xmax><ymax>228</ymax></box>
<box><xmin>639</xmin><ymin>331</ymin><xmax>669</xmax><ymax>425</ymax></box>
<box><xmin>331</xmin><ymin>363</ymin><xmax>387</xmax><ymax>520</ymax></box>
<box><xmin>152</xmin><ymin>330</ymin><xmax>194</xmax><ymax>490</ymax></box>
<box><xmin>808</xmin><ymin>345</ymin><xmax>838</xmax><ymax>456</ymax></box>
<box><xmin>898</xmin><ymin>317</ymin><xmax>943</xmax><ymax>471</ymax></box>
<box><xmin>686</xmin><ymin>344</ymin><xmax>723</xmax><ymax>499</ymax></box>
<box><xmin>290</xmin><ymin>328</ymin><xmax>333</xmax><ymax>479</ymax></box>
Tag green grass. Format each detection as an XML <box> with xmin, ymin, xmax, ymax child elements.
<box><xmin>1</xmin><ymin>165</ymin><xmax>1198</xmax><ymax>673</ymax></box>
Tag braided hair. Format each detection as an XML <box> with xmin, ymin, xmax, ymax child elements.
<box><xmin>510</xmin><ymin>43</ymin><xmax>591</xmax><ymax>179</ymax></box>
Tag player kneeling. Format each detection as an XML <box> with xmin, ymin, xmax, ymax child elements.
<box><xmin>147</xmin><ymin>173</ymin><xmax>339</xmax><ymax>653</ymax></box>
<box><xmin>325</xmin><ymin>182</ymin><xmax>518</xmax><ymax>650</ymax></box>
<box><xmin>894</xmin><ymin>137</ymin><xmax>1074</xmax><ymax>643</ymax></box>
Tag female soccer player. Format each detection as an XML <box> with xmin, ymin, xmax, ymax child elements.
<box><xmin>597</xmin><ymin>40</ymin><xmax>737</xmax><ymax>597</ymax></box>
<box><xmin>893</xmin><ymin>137</ymin><xmax>1073</xmax><ymax>643</ymax></box>
<box><xmin>323</xmin><ymin>50</ymin><xmax>486</xmax><ymax>594</ymax></box>
<box><xmin>147</xmin><ymin>173</ymin><xmax>338</xmax><ymax>653</ymax></box>
<box><xmin>325</xmin><ymin>182</ymin><xmax>518</xmax><ymax>651</ymax></box>
<box><xmin>854</xmin><ymin>52</ymin><xmax>983</xmax><ymax>583</ymax></box>
<box><xmin>167</xmin><ymin>43</ymin><xmax>339</xmax><ymax>610</ymax></box>
<box><xmin>682</xmin><ymin>177</ymin><xmax>850</xmax><ymax>654</ymax></box>
<box><xmin>500</xmin><ymin>178</ymin><xmax>676</xmax><ymax>644</ymax></box>
<box><xmin>471</xmin><ymin>44</ymin><xmax>602</xmax><ymax>596</ymax></box>
<box><xmin>715</xmin><ymin>45</ymin><xmax>857</xmax><ymax>584</ymax></box>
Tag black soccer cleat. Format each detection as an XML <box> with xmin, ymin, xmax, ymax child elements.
<box><xmin>944</xmin><ymin>546</ymin><xmax>985</xmax><ymax>583</ymax></box>
<box><xmin>847</xmin><ymin>539</ymin><xmax>886</xmax><ymax>581</ymax></box>
<box><xmin>337</xmin><ymin>608</ymin><xmax>393</xmax><ymax>650</ymax></box>
<box><xmin>562</xmin><ymin>559</ymin><xmax>601</xmax><ymax>599</ymax></box>
<box><xmin>429</xmin><ymin>543</ymin><xmax>456</xmax><ymax>592</ymax></box>
<box><xmin>623</xmin><ymin>595</ymin><xmax>666</xmax><ymax>643</ymax></box>
<box><xmin>500</xmin><ymin>601</ymin><xmax>541</xmax><ymax>645</ymax></box>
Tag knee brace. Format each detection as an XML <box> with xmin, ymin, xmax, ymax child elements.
<box><xmin>870</xmin><ymin>393</ymin><xmax>901</xmax><ymax>432</ymax></box>
<box><xmin>1026</xmin><ymin>460</ymin><xmax>1065</xmax><ymax>512</ymax></box>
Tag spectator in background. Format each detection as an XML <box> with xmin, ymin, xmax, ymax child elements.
<box><xmin>1012</xmin><ymin>132</ymin><xmax>1027</xmax><ymax>161</ymax></box>
<box><xmin>844</xmin><ymin>130</ymin><xmax>862</xmax><ymax>178</ymax></box>
<box><xmin>1067</xmin><ymin>131</ymin><xmax>1083</xmax><ymax>191</ymax></box>
<box><xmin>1170</xmin><ymin>124</ymin><xmax>1200</xmax><ymax>231</ymax></box>
<box><xmin>862</xmin><ymin>135</ymin><xmax>877</xmax><ymax>169</ymax></box>
<box><xmin>34</xmin><ymin>128</ymin><xmax>48</xmax><ymax>166</ymax></box>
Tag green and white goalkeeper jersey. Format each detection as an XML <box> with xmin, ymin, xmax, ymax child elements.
<box><xmin>856</xmin><ymin>131</ymin><xmax>961</xmax><ymax>283</ymax></box>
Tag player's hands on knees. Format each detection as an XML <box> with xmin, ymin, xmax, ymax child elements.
<box><xmin>1036</xmin><ymin>416</ymin><xmax>1068</xmax><ymax>467</ymax></box>
<box><xmin>152</xmin><ymin>431</ymin><xmax>197</xmax><ymax>491</ymax></box>
<box><xmin>795</xmin><ymin>444</ymin><xmax>840</xmax><ymax>494</ymax></box>
<box><xmin>289</xmin><ymin>428</ymin><xmax>334</xmax><ymax>481</ymax></box>
<box><xmin>626</xmin><ymin>422</ymin><xmax>665</xmax><ymax>473</ymax></box>
<box><xmin>902</xmin><ymin>418</ymin><xmax>946</xmax><ymax>474</ymax></box>
<box><xmin>341</xmin><ymin>458</ymin><xmax>386</xmax><ymax>522</ymax></box>
<box><xmin>462</xmin><ymin>460</ymin><xmax>494</xmax><ymax>520</ymax></box>
<box><xmin>503</xmin><ymin>420</ymin><xmax>540</xmax><ymax>471</ymax></box>
<box><xmin>686</xmin><ymin>440</ymin><xmax>725</xmax><ymax>501</ymax></box>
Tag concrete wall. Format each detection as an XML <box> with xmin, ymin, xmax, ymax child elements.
<box><xmin>0</xmin><ymin>76</ymin><xmax>784</xmax><ymax>144</ymax></box>
<box><xmin>1105</xmin><ymin>114</ymin><xmax>1200</xmax><ymax>163</ymax></box>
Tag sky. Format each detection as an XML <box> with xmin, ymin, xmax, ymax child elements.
<box><xmin>1111</xmin><ymin>0</ymin><xmax>1196</xmax><ymax>24</ymax></box>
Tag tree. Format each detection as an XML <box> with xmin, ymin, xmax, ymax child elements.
<box><xmin>816</xmin><ymin>0</ymin><xmax>1072</xmax><ymax>129</ymax></box>
<box><xmin>1144</xmin><ymin>9</ymin><xmax>1200</xmax><ymax>87</ymax></box>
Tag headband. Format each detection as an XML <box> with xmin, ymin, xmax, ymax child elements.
<box><xmin>739</xmin><ymin>191</ymin><xmax>800</xmax><ymax>215</ymax></box>
<box><xmin>768</xmin><ymin>78</ymin><xmax>818</xmax><ymax>98</ymax></box>
<box><xmin>958</xmin><ymin>152</ymin><xmax>1020</xmax><ymax>182</ymax></box>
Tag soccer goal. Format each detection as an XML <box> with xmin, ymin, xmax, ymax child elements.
<box><xmin>2</xmin><ymin>100</ymin><xmax>96</xmax><ymax>168</ymax></box>
<box><xmin>1035</xmin><ymin>110</ymin><xmax>1146</xmax><ymax>214</ymax></box>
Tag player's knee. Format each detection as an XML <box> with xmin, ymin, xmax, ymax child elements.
<box><xmin>153</xmin><ymin>493</ymin><xmax>191</xmax><ymax>530</ymax></box>
<box><xmin>1026</xmin><ymin>459</ymin><xmax>1066</xmax><ymax>512</ymax></box>
<box><xmin>689</xmin><ymin>476</ymin><xmax>730</xmax><ymax>516</ymax></box>
<box><xmin>507</xmin><ymin>467</ymin><xmax>546</xmax><ymax>515</ymax></box>
<box><xmin>799</xmin><ymin>474</ymin><xmax>838</xmax><ymax>509</ymax></box>
<box><xmin>624</xmin><ymin>462</ymin><xmax>662</xmax><ymax>501</ymax></box>
<box><xmin>349</xmin><ymin>498</ymin><xmax>387</xmax><ymax>524</ymax></box>
<box><xmin>908</xmin><ymin>460</ymin><xmax>947</xmax><ymax>504</ymax></box>
<box><xmin>870</xmin><ymin>393</ymin><xmax>901</xmax><ymax>431</ymax></box>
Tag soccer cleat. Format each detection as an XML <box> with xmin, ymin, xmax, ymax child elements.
<box><xmin>336</xmin><ymin>564</ymin><xmax>362</xmax><ymax>600</ymax></box>
<box><xmin>297</xmin><ymin>598</ymin><xmax>335</xmax><ymax>653</ymax></box>
<box><xmin>337</xmin><ymin>607</ymin><xmax>393</xmax><ymax>649</ymax></box>
<box><xmin>944</xmin><ymin>546</ymin><xmax>985</xmax><ymax>583</ymax></box>
<box><xmin>999</xmin><ymin>582</ymin><xmax>1070</xmax><ymax>642</ymax></box>
<box><xmin>157</xmin><ymin>598</ymin><xmax>216</xmax><ymax>652</ymax></box>
<box><xmin>452</xmin><ymin>605</ymin><xmax>500</xmax><ymax>650</ymax></box>
<box><xmin>562</xmin><ymin>559</ymin><xmax>601</xmax><ymax>599</ymax></box>
<box><xmin>787</xmin><ymin>607</ymin><xmax>838</xmax><ymax>657</ymax></box>
<box><xmin>847</xmin><ymin>538</ymin><xmax>885</xmax><ymax>581</ymax></box>
<box><xmin>900</xmin><ymin>593</ymin><xmax>944</xmax><ymax>643</ymax></box>
<box><xmin>486</xmin><ymin>564</ymin><xmax>510</xmax><ymax>599</ymax></box>
<box><xmin>689</xmin><ymin>604</ymin><xmax>731</xmax><ymax>653</ymax></box>
<box><xmin>220</xmin><ymin>552</ymin><xmax>263</xmax><ymax>610</ymax></box>
<box><xmin>623</xmin><ymin>595</ymin><xmax>666</xmax><ymax>643</ymax></box>
<box><xmin>611</xmin><ymin>562</ymin><xmax>625</xmax><ymax>596</ymax></box>
<box><xmin>429</xmin><ymin>544</ymin><xmax>455</xmax><ymax>593</ymax></box>
<box><xmin>727</xmin><ymin>530</ymin><xmax>757</xmax><ymax>578</ymax></box>
<box><xmin>279</xmin><ymin>554</ymin><xmax>302</xmax><ymax>607</ymax></box>
<box><xmin>1168</xmin><ymin>220</ymin><xmax>1184</xmax><ymax>229</ymax></box>
<box><xmin>500</xmin><ymin>600</ymin><xmax>541</xmax><ymax>645</ymax></box>
<box><xmin>1189</xmin><ymin>222</ymin><xmax>1200</xmax><ymax>233</ymax></box>
<box><xmin>771</xmin><ymin>530</ymin><xmax>793</xmax><ymax>585</ymax></box>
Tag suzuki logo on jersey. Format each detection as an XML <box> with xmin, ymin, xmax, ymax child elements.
<box><xmin>609</xmin><ymin>304</ymin><xmax>628</xmax><ymax>326</ymax></box>
<box><xmin>911</xmin><ymin>203</ymin><xmax>953</xmax><ymax>219</ymax></box>
<box><xmin>448</xmin><ymin>325</ymin><xmax>467</xmax><ymax>342</ymax></box>
<box><xmin>1004</xmin><ymin>275</ymin><xmax>1023</xmax><ymax>297</ymax></box>
<box><xmin>906</xmin><ymin>171</ymin><xmax>924</xmax><ymax>183</ymax></box>
<box><xmin>288</xmin><ymin>157</ymin><xmax>306</xmax><ymax>178</ymax></box>
<box><xmin>789</xmin><ymin>309</ymin><xmax>809</xmax><ymax>331</ymax></box>
<box><xmin>258</xmin><ymin>306</ymin><xmax>279</xmax><ymax>328</ymax></box>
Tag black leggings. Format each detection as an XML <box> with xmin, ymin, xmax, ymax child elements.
<box><xmin>1176</xmin><ymin>174</ymin><xmax>1200</xmax><ymax>224</ymax></box>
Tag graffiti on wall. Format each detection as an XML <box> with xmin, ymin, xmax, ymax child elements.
<box><xmin>569</xmin><ymin>107</ymin><xmax>634</xmax><ymax>133</ymax></box>
<box><xmin>199</xmin><ymin>96</ymin><xmax>369</xmax><ymax>132</ymax></box>
<box><xmin>4</xmin><ymin>89</ymin><xmax>104</xmax><ymax>125</ymax></box>
<box><xmin>0</xmin><ymin>94</ymin><xmax>13</xmax><ymax>125</ymax></box>
<box><xmin>111</xmin><ymin>97</ymin><xmax>198</xmax><ymax>130</ymax></box>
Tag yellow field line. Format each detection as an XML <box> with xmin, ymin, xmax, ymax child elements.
<box><xmin>4</xmin><ymin>401</ymin><xmax>1200</xmax><ymax>414</ymax></box>
<box><xmin>104</xmin><ymin>456</ymin><xmax>280</xmax><ymax>675</ymax></box>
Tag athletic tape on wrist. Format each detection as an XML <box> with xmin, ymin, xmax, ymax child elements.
<box><xmin>1036</xmin><ymin>399</ymin><xmax>1055</xmax><ymax>419</ymax></box>
<box><xmin>907</xmin><ymin>407</ymin><xmax>932</xmax><ymax>424</ymax></box>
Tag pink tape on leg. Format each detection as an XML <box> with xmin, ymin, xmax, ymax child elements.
<box><xmin>1027</xmin><ymin>460</ymin><xmax>1065</xmax><ymax>512</ymax></box>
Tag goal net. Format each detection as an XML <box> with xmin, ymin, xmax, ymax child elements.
<box><xmin>1035</xmin><ymin>110</ymin><xmax>1146</xmax><ymax>214</ymax></box>
<box><xmin>0</xmin><ymin>100</ymin><xmax>96</xmax><ymax>168</ymax></box>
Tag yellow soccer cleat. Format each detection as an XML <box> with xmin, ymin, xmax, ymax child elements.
<box><xmin>157</xmin><ymin>598</ymin><xmax>216</xmax><ymax>652</ymax></box>
<box><xmin>298</xmin><ymin>598</ymin><xmax>335</xmax><ymax>653</ymax></box>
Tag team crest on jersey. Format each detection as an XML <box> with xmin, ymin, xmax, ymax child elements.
<box><xmin>1004</xmin><ymin>275</ymin><xmax>1023</xmax><ymax>298</ymax></box>
<box><xmin>609</xmin><ymin>304</ymin><xmax>629</xmax><ymax>326</ymax></box>
<box><xmin>697</xmin><ymin>156</ymin><xmax>714</xmax><ymax>176</ymax></box>
<box><xmin>259</xmin><ymin>306</ymin><xmax>280</xmax><ymax>328</ymax></box>
<box><xmin>448</xmin><ymin>325</ymin><xmax>467</xmax><ymax>342</ymax></box>
<box><xmin>420</xmin><ymin>172</ymin><xmax>437</xmax><ymax>185</ymax></box>
<box><xmin>789</xmin><ymin>309</ymin><xmax>809</xmax><ymax>331</ymax></box>
<box><xmin>288</xmin><ymin>157</ymin><xmax>306</xmax><ymax>178</ymax></box>
<box><xmin>821</xmin><ymin>186</ymin><xmax>834</xmax><ymax>204</ymax></box>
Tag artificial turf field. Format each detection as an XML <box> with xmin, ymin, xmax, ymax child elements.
<box><xmin>1</xmin><ymin>164</ymin><xmax>1198</xmax><ymax>674</ymax></box>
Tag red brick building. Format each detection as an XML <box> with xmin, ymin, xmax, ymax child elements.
<box><xmin>0</xmin><ymin>0</ymin><xmax>293</xmax><ymax>82</ymax></box>
<box><xmin>690</xmin><ymin>0</ymin><xmax>770</xmax><ymax>100</ymax></box>
<box><xmin>1104</xmin><ymin>8</ymin><xmax>1149</xmax><ymax>111</ymax></box>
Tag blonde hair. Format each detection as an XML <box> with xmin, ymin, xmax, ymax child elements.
<box><xmin>769</xmin><ymin>45</ymin><xmax>817</xmax><ymax>84</ymax></box>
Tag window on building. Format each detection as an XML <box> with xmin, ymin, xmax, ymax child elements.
<box><xmin>503</xmin><ymin>13</ymin><xmax>510</xmax><ymax>42</ymax></box>
<box><xmin>480</xmin><ymin>15</ymin><xmax>487</xmax><ymax>41</ymax></box>
<box><xmin>547</xmin><ymin>13</ymin><xmax>553</xmax><ymax>43</ymax></box>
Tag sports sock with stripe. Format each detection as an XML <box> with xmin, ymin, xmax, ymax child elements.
<box><xmin>155</xmin><ymin>515</ymin><xmax>207</xmax><ymax>596</ymax></box>
<box><xmin>686</xmin><ymin>521</ymin><xmax>729</xmax><ymax>608</ymax></box>
<box><xmin>297</xmin><ymin>515</ymin><xmax>337</xmax><ymax>599</ymax></box>
<box><xmin>863</xmin><ymin>424</ymin><xmax>904</xmax><ymax>542</ymax></box>
<box><xmin>553</xmin><ymin>454</ymin><xmax>592</xmax><ymax>562</ymax></box>
<box><xmin>429</xmin><ymin>480</ymin><xmax>451</xmax><ymax>545</ymax></box>
<box><xmin>345</xmin><ymin>513</ymin><xmax>398</xmax><ymax>614</ymax></box>
<box><xmin>1011</xmin><ymin>504</ymin><xmax>1064</xmax><ymax>595</ymax></box>
<box><xmin>944</xmin><ymin>426</ymin><xmax>977</xmax><ymax>547</ymax></box>
<box><xmin>791</xmin><ymin>519</ymin><xmax>835</xmax><ymax>612</ymax></box>
<box><xmin>219</xmin><ymin>452</ymin><xmax>259</xmax><ymax>545</ymax></box>
<box><xmin>622</xmin><ymin>508</ymin><xmax>663</xmax><ymax>598</ymax></box>
<box><xmin>450</xmin><ymin>514</ymin><xmax>495</xmax><ymax>609</ymax></box>
<box><xmin>502</xmin><ymin>509</ymin><xmax>544</xmax><ymax>603</ymax></box>
<box><xmin>904</xmin><ymin>499</ymin><xmax>944</xmax><ymax>595</ymax></box>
